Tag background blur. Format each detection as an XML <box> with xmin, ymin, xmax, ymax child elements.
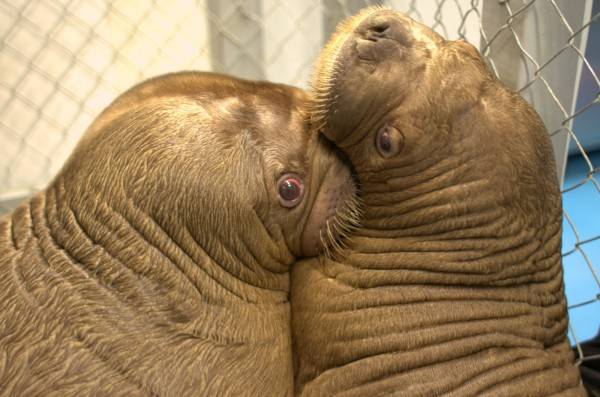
<box><xmin>1</xmin><ymin>0</ymin><xmax>598</xmax><ymax>360</ymax></box>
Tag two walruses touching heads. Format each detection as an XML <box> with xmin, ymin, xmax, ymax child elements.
<box><xmin>0</xmin><ymin>7</ymin><xmax>584</xmax><ymax>397</ymax></box>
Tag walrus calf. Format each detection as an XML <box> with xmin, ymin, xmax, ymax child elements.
<box><xmin>0</xmin><ymin>72</ymin><xmax>358</xmax><ymax>396</ymax></box>
<box><xmin>292</xmin><ymin>7</ymin><xmax>586</xmax><ymax>396</ymax></box>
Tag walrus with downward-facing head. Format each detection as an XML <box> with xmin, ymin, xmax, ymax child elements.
<box><xmin>0</xmin><ymin>71</ymin><xmax>358</xmax><ymax>396</ymax></box>
<box><xmin>291</xmin><ymin>7</ymin><xmax>586</xmax><ymax>396</ymax></box>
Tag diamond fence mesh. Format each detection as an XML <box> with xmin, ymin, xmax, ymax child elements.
<box><xmin>1</xmin><ymin>0</ymin><xmax>598</xmax><ymax>365</ymax></box>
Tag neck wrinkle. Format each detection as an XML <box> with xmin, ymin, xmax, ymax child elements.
<box><xmin>292</xmin><ymin>149</ymin><xmax>579</xmax><ymax>396</ymax></box>
<box><xmin>342</xmin><ymin>217</ymin><xmax>563</xmax><ymax>288</ymax></box>
<box><xmin>332</xmin><ymin>184</ymin><xmax>567</xmax><ymax>336</ymax></box>
<box><xmin>336</xmin><ymin>164</ymin><xmax>564</xmax><ymax>288</ymax></box>
<box><xmin>49</xmin><ymin>178</ymin><xmax>288</xmax><ymax>305</ymax></box>
<box><xmin>297</xmin><ymin>180</ymin><xmax>573</xmax><ymax>394</ymax></box>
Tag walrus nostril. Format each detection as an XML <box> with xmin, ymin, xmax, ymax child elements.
<box><xmin>371</xmin><ymin>23</ymin><xmax>389</xmax><ymax>34</ymax></box>
<box><xmin>365</xmin><ymin>23</ymin><xmax>390</xmax><ymax>42</ymax></box>
<box><xmin>357</xmin><ymin>12</ymin><xmax>416</xmax><ymax>49</ymax></box>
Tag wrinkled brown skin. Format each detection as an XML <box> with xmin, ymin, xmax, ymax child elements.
<box><xmin>292</xmin><ymin>8</ymin><xmax>587</xmax><ymax>396</ymax></box>
<box><xmin>0</xmin><ymin>71</ymin><xmax>356</xmax><ymax>396</ymax></box>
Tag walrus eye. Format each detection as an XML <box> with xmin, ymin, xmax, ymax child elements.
<box><xmin>376</xmin><ymin>124</ymin><xmax>403</xmax><ymax>158</ymax></box>
<box><xmin>277</xmin><ymin>173</ymin><xmax>304</xmax><ymax>208</ymax></box>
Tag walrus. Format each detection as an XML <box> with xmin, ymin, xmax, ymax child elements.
<box><xmin>291</xmin><ymin>7</ymin><xmax>586</xmax><ymax>396</ymax></box>
<box><xmin>0</xmin><ymin>71</ymin><xmax>358</xmax><ymax>396</ymax></box>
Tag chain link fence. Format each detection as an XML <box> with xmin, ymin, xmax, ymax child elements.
<box><xmin>1</xmin><ymin>0</ymin><xmax>599</xmax><ymax>366</ymax></box>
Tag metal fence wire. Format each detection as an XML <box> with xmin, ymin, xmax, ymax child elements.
<box><xmin>1</xmin><ymin>0</ymin><xmax>599</xmax><ymax>366</ymax></box>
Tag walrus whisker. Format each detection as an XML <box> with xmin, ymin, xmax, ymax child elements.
<box><xmin>320</xmin><ymin>226</ymin><xmax>333</xmax><ymax>262</ymax></box>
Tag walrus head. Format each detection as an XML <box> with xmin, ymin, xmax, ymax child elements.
<box><xmin>310</xmin><ymin>6</ymin><xmax>559</xmax><ymax>233</ymax></box>
<box><xmin>53</xmin><ymin>72</ymin><xmax>358</xmax><ymax>300</ymax></box>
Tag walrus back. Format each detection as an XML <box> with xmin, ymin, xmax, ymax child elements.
<box><xmin>0</xmin><ymin>194</ymin><xmax>148</xmax><ymax>396</ymax></box>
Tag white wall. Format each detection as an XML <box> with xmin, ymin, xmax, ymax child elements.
<box><xmin>0</xmin><ymin>0</ymin><xmax>212</xmax><ymax>201</ymax></box>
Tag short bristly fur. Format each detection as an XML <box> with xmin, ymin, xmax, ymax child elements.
<box><xmin>309</xmin><ymin>5</ymin><xmax>388</xmax><ymax>132</ymax></box>
<box><xmin>0</xmin><ymin>71</ymin><xmax>357</xmax><ymax>396</ymax></box>
<box><xmin>292</xmin><ymin>9</ymin><xmax>586</xmax><ymax>396</ymax></box>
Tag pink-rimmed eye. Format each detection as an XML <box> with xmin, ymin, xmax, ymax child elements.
<box><xmin>277</xmin><ymin>173</ymin><xmax>304</xmax><ymax>208</ymax></box>
<box><xmin>376</xmin><ymin>124</ymin><xmax>404</xmax><ymax>158</ymax></box>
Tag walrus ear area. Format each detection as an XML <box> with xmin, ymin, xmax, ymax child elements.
<box><xmin>453</xmin><ymin>39</ymin><xmax>482</xmax><ymax>61</ymax></box>
<box><xmin>433</xmin><ymin>41</ymin><xmax>490</xmax><ymax>117</ymax></box>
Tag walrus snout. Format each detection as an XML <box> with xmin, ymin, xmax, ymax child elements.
<box><xmin>354</xmin><ymin>10</ymin><xmax>443</xmax><ymax>62</ymax></box>
<box><xmin>358</xmin><ymin>11</ymin><xmax>414</xmax><ymax>47</ymax></box>
<box><xmin>300</xmin><ymin>154</ymin><xmax>359</xmax><ymax>258</ymax></box>
<box><xmin>355</xmin><ymin>13</ymin><xmax>411</xmax><ymax>62</ymax></box>
<box><xmin>311</xmin><ymin>8</ymin><xmax>442</xmax><ymax>153</ymax></box>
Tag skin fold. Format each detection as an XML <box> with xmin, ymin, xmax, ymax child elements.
<box><xmin>291</xmin><ymin>7</ymin><xmax>587</xmax><ymax>396</ymax></box>
<box><xmin>0</xmin><ymin>71</ymin><xmax>358</xmax><ymax>396</ymax></box>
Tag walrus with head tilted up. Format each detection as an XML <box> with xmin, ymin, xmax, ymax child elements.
<box><xmin>0</xmin><ymin>71</ymin><xmax>358</xmax><ymax>396</ymax></box>
<box><xmin>291</xmin><ymin>7</ymin><xmax>587</xmax><ymax>396</ymax></box>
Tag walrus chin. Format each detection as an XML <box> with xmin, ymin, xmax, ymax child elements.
<box><xmin>300</xmin><ymin>152</ymin><xmax>361</xmax><ymax>259</ymax></box>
